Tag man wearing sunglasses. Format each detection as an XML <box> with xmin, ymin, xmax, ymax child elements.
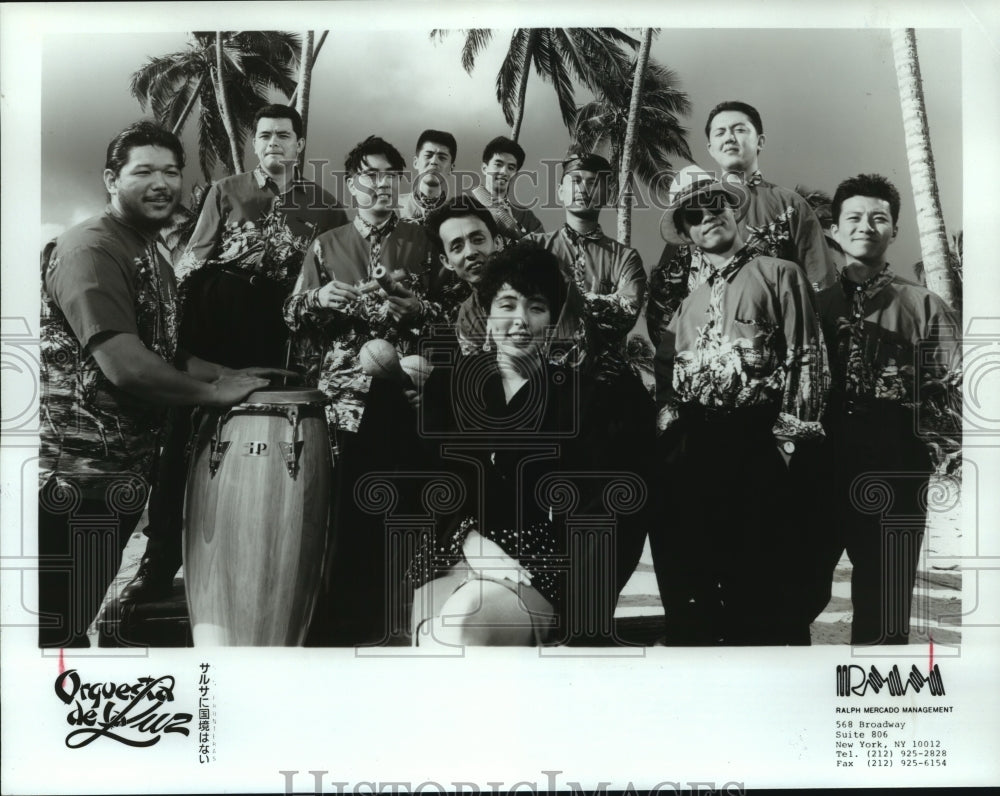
<box><xmin>646</xmin><ymin>100</ymin><xmax>837</xmax><ymax>349</ymax></box>
<box><xmin>284</xmin><ymin>135</ymin><xmax>442</xmax><ymax>644</ymax></box>
<box><xmin>650</xmin><ymin>165</ymin><xmax>831</xmax><ymax>646</ymax></box>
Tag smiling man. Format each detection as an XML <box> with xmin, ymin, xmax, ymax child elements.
<box><xmin>646</xmin><ymin>100</ymin><xmax>837</xmax><ymax>348</ymax></box>
<box><xmin>119</xmin><ymin>105</ymin><xmax>346</xmax><ymax>605</ymax></box>
<box><xmin>426</xmin><ymin>199</ymin><xmax>501</xmax><ymax>354</ymax></box>
<box><xmin>815</xmin><ymin>173</ymin><xmax>961</xmax><ymax>646</ymax></box>
<box><xmin>39</xmin><ymin>122</ymin><xmax>278</xmax><ymax>646</ymax></box>
<box><xmin>651</xmin><ymin>165</ymin><xmax>831</xmax><ymax>646</ymax></box>
<box><xmin>468</xmin><ymin>136</ymin><xmax>543</xmax><ymax>245</ymax></box>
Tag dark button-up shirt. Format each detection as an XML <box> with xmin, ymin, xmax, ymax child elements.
<box><xmin>654</xmin><ymin>246</ymin><xmax>830</xmax><ymax>442</ymax></box>
<box><xmin>40</xmin><ymin>209</ymin><xmax>179</xmax><ymax>494</ymax></box>
<box><xmin>646</xmin><ymin>171</ymin><xmax>837</xmax><ymax>348</ymax></box>
<box><xmin>816</xmin><ymin>266</ymin><xmax>961</xmax><ymax>435</ymax></box>
<box><xmin>531</xmin><ymin>224</ymin><xmax>646</xmax><ymax>377</ymax></box>
<box><xmin>468</xmin><ymin>186</ymin><xmax>544</xmax><ymax>246</ymax></box>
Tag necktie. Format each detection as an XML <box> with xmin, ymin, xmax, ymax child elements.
<box><xmin>356</xmin><ymin>213</ymin><xmax>398</xmax><ymax>275</ymax></box>
<box><xmin>562</xmin><ymin>224</ymin><xmax>604</xmax><ymax>291</ymax></box>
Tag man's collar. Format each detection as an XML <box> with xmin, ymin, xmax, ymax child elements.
<box><xmin>705</xmin><ymin>244</ymin><xmax>756</xmax><ymax>283</ymax></box>
<box><xmin>722</xmin><ymin>169</ymin><xmax>765</xmax><ymax>187</ymax></box>
<box><xmin>561</xmin><ymin>221</ymin><xmax>604</xmax><ymax>242</ymax></box>
<box><xmin>104</xmin><ymin>204</ymin><xmax>164</xmax><ymax>243</ymax></box>
<box><xmin>253</xmin><ymin>164</ymin><xmax>304</xmax><ymax>193</ymax></box>
<box><xmin>354</xmin><ymin>211</ymin><xmax>398</xmax><ymax>238</ymax></box>
<box><xmin>840</xmin><ymin>263</ymin><xmax>894</xmax><ymax>299</ymax></box>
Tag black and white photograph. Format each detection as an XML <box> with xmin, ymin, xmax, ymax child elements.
<box><xmin>2</xmin><ymin>1</ymin><xmax>998</xmax><ymax>792</ymax></box>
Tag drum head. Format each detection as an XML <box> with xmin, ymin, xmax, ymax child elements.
<box><xmin>244</xmin><ymin>386</ymin><xmax>328</xmax><ymax>405</ymax></box>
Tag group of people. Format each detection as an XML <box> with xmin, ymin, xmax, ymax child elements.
<box><xmin>38</xmin><ymin>98</ymin><xmax>961</xmax><ymax>649</ymax></box>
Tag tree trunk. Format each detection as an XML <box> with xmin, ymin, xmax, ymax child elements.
<box><xmin>511</xmin><ymin>29</ymin><xmax>539</xmax><ymax>142</ymax></box>
<box><xmin>171</xmin><ymin>71</ymin><xmax>208</xmax><ymax>137</ymax></box>
<box><xmin>214</xmin><ymin>32</ymin><xmax>243</xmax><ymax>175</ymax></box>
<box><xmin>617</xmin><ymin>28</ymin><xmax>653</xmax><ymax>246</ymax></box>
<box><xmin>295</xmin><ymin>31</ymin><xmax>314</xmax><ymax>144</ymax></box>
<box><xmin>891</xmin><ymin>28</ymin><xmax>955</xmax><ymax>308</ymax></box>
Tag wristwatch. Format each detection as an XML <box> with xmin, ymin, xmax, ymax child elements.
<box><xmin>781</xmin><ymin>440</ymin><xmax>796</xmax><ymax>456</ymax></box>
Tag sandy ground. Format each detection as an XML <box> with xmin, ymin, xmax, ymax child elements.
<box><xmin>93</xmin><ymin>475</ymin><xmax>963</xmax><ymax>647</ymax></box>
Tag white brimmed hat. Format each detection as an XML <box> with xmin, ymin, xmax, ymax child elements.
<box><xmin>659</xmin><ymin>165</ymin><xmax>747</xmax><ymax>245</ymax></box>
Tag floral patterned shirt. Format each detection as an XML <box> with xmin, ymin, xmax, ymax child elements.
<box><xmin>468</xmin><ymin>186</ymin><xmax>544</xmax><ymax>247</ymax></box>
<box><xmin>646</xmin><ymin>171</ymin><xmax>837</xmax><ymax>348</ymax></box>
<box><xmin>40</xmin><ymin>209</ymin><xmax>179</xmax><ymax>495</ymax></box>
<box><xmin>815</xmin><ymin>266</ymin><xmax>961</xmax><ymax>433</ymax></box>
<box><xmin>654</xmin><ymin>247</ymin><xmax>830</xmax><ymax>442</ymax></box>
<box><xmin>530</xmin><ymin>225</ymin><xmax>646</xmax><ymax>379</ymax></box>
<box><xmin>283</xmin><ymin>216</ymin><xmax>445</xmax><ymax>433</ymax></box>
<box><xmin>174</xmin><ymin>166</ymin><xmax>347</xmax><ymax>299</ymax></box>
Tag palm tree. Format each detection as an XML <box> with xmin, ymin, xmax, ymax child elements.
<box><xmin>290</xmin><ymin>30</ymin><xmax>331</xmax><ymax>144</ymax></box>
<box><xmin>131</xmin><ymin>31</ymin><xmax>301</xmax><ymax>179</ymax></box>
<box><xmin>213</xmin><ymin>32</ymin><xmax>243</xmax><ymax>174</ymax></box>
<box><xmin>615</xmin><ymin>28</ymin><xmax>654</xmax><ymax>246</ymax></box>
<box><xmin>431</xmin><ymin>28</ymin><xmax>638</xmax><ymax>141</ymax></box>
<box><xmin>573</xmin><ymin>50</ymin><xmax>693</xmax><ymax>245</ymax></box>
<box><xmin>890</xmin><ymin>28</ymin><xmax>957</xmax><ymax>309</ymax></box>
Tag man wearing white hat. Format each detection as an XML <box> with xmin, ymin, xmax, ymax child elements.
<box><xmin>646</xmin><ymin>100</ymin><xmax>837</xmax><ymax>348</ymax></box>
<box><xmin>650</xmin><ymin>166</ymin><xmax>831</xmax><ymax>645</ymax></box>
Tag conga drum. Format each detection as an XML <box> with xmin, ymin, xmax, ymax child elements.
<box><xmin>183</xmin><ymin>387</ymin><xmax>332</xmax><ymax>645</ymax></box>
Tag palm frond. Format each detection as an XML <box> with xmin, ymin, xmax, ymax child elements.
<box><xmin>460</xmin><ymin>28</ymin><xmax>494</xmax><ymax>73</ymax></box>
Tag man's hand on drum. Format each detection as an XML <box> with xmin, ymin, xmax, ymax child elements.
<box><xmin>222</xmin><ymin>366</ymin><xmax>299</xmax><ymax>382</ymax></box>
<box><xmin>461</xmin><ymin>530</ymin><xmax>532</xmax><ymax>587</ymax></box>
<box><xmin>316</xmin><ymin>279</ymin><xmax>361</xmax><ymax>312</ymax></box>
<box><xmin>206</xmin><ymin>373</ymin><xmax>271</xmax><ymax>406</ymax></box>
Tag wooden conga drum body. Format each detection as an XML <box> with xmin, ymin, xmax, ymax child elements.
<box><xmin>183</xmin><ymin>387</ymin><xmax>332</xmax><ymax>645</ymax></box>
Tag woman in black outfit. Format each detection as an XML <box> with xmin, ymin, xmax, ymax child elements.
<box><xmin>407</xmin><ymin>241</ymin><xmax>654</xmax><ymax>646</ymax></box>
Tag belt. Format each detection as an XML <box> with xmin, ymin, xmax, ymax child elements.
<box><xmin>217</xmin><ymin>265</ymin><xmax>284</xmax><ymax>289</ymax></box>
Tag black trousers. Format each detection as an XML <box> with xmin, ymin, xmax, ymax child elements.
<box><xmin>38</xmin><ymin>477</ymin><xmax>147</xmax><ymax>647</ymax></box>
<box><xmin>648</xmin><ymin>405</ymin><xmax>824</xmax><ymax>646</ymax></box>
<box><xmin>306</xmin><ymin>379</ymin><xmax>422</xmax><ymax>646</ymax></box>
<box><xmin>823</xmin><ymin>406</ymin><xmax>931</xmax><ymax>645</ymax></box>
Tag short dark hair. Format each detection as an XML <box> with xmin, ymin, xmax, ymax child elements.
<box><xmin>344</xmin><ymin>135</ymin><xmax>406</xmax><ymax>177</ymax></box>
<box><xmin>252</xmin><ymin>104</ymin><xmax>303</xmax><ymax>139</ymax></box>
<box><xmin>832</xmin><ymin>173</ymin><xmax>902</xmax><ymax>226</ymax></box>
<box><xmin>105</xmin><ymin>121</ymin><xmax>185</xmax><ymax>177</ymax></box>
<box><xmin>426</xmin><ymin>198</ymin><xmax>499</xmax><ymax>248</ymax></box>
<box><xmin>477</xmin><ymin>241</ymin><xmax>568</xmax><ymax>318</ymax></box>
<box><xmin>704</xmin><ymin>101</ymin><xmax>764</xmax><ymax>138</ymax></box>
<box><xmin>416</xmin><ymin>129</ymin><xmax>457</xmax><ymax>162</ymax></box>
<box><xmin>482</xmin><ymin>136</ymin><xmax>525</xmax><ymax>170</ymax></box>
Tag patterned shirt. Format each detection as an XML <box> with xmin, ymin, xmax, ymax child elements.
<box><xmin>654</xmin><ymin>246</ymin><xmax>830</xmax><ymax>442</ymax></box>
<box><xmin>40</xmin><ymin>209</ymin><xmax>179</xmax><ymax>495</ymax></box>
<box><xmin>175</xmin><ymin>166</ymin><xmax>347</xmax><ymax>295</ymax></box>
<box><xmin>283</xmin><ymin>216</ymin><xmax>444</xmax><ymax>433</ymax></box>
<box><xmin>646</xmin><ymin>171</ymin><xmax>837</xmax><ymax>348</ymax></box>
<box><xmin>468</xmin><ymin>186</ymin><xmax>544</xmax><ymax>246</ymax></box>
<box><xmin>530</xmin><ymin>224</ymin><xmax>646</xmax><ymax>378</ymax></box>
<box><xmin>816</xmin><ymin>266</ymin><xmax>961</xmax><ymax>432</ymax></box>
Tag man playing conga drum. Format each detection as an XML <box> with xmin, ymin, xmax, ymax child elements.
<box><xmin>39</xmin><ymin>122</ymin><xmax>278</xmax><ymax>647</ymax></box>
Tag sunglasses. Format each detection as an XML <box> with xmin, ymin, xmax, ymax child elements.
<box><xmin>680</xmin><ymin>194</ymin><xmax>730</xmax><ymax>227</ymax></box>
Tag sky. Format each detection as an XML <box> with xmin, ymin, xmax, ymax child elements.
<box><xmin>39</xmin><ymin>27</ymin><xmax>962</xmax><ymax>279</ymax></box>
